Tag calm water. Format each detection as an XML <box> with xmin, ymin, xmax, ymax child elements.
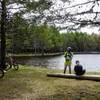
<box><xmin>16</xmin><ymin>54</ymin><xmax>100</xmax><ymax>72</ymax></box>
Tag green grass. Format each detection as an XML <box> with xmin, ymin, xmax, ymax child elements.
<box><xmin>0</xmin><ymin>66</ymin><xmax>100</xmax><ymax>100</ymax></box>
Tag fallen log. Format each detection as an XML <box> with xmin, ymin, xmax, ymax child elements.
<box><xmin>47</xmin><ymin>73</ymin><xmax>100</xmax><ymax>81</ymax></box>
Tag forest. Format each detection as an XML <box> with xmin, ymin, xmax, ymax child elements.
<box><xmin>0</xmin><ymin>0</ymin><xmax>100</xmax><ymax>58</ymax></box>
<box><xmin>5</xmin><ymin>15</ymin><xmax>100</xmax><ymax>53</ymax></box>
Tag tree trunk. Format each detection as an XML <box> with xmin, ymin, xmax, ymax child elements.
<box><xmin>0</xmin><ymin>0</ymin><xmax>6</xmax><ymax>69</ymax></box>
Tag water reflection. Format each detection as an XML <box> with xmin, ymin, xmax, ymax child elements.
<box><xmin>16</xmin><ymin>54</ymin><xmax>100</xmax><ymax>72</ymax></box>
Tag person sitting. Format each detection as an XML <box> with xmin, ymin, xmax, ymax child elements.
<box><xmin>74</xmin><ymin>60</ymin><xmax>86</xmax><ymax>75</ymax></box>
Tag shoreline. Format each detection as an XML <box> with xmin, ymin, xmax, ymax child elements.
<box><xmin>74</xmin><ymin>52</ymin><xmax>100</xmax><ymax>54</ymax></box>
<box><xmin>7</xmin><ymin>52</ymin><xmax>63</xmax><ymax>57</ymax></box>
<box><xmin>7</xmin><ymin>52</ymin><xmax>100</xmax><ymax>57</ymax></box>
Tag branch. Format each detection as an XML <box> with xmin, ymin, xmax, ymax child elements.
<box><xmin>70</xmin><ymin>11</ymin><xmax>100</xmax><ymax>16</ymax></box>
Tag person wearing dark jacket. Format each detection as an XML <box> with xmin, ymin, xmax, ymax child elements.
<box><xmin>74</xmin><ymin>60</ymin><xmax>86</xmax><ymax>75</ymax></box>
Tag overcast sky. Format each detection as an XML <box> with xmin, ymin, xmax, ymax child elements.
<box><xmin>9</xmin><ymin>0</ymin><xmax>100</xmax><ymax>34</ymax></box>
<box><xmin>51</xmin><ymin>0</ymin><xmax>100</xmax><ymax>34</ymax></box>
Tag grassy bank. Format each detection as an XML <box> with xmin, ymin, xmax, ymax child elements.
<box><xmin>0</xmin><ymin>66</ymin><xmax>100</xmax><ymax>100</ymax></box>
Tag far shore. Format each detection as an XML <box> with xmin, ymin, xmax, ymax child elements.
<box><xmin>7</xmin><ymin>52</ymin><xmax>100</xmax><ymax>57</ymax></box>
<box><xmin>74</xmin><ymin>52</ymin><xmax>100</xmax><ymax>54</ymax></box>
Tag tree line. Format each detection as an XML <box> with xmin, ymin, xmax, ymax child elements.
<box><xmin>1</xmin><ymin>0</ymin><xmax>100</xmax><ymax>56</ymax></box>
<box><xmin>5</xmin><ymin>16</ymin><xmax>100</xmax><ymax>54</ymax></box>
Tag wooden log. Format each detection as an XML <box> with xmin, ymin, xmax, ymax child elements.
<box><xmin>47</xmin><ymin>73</ymin><xmax>100</xmax><ymax>81</ymax></box>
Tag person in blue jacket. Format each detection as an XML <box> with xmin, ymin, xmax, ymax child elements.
<box><xmin>74</xmin><ymin>60</ymin><xmax>86</xmax><ymax>75</ymax></box>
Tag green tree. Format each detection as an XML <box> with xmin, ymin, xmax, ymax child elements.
<box><xmin>0</xmin><ymin>0</ymin><xmax>52</xmax><ymax>68</ymax></box>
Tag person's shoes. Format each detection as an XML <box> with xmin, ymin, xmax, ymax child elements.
<box><xmin>64</xmin><ymin>72</ymin><xmax>66</xmax><ymax>74</ymax></box>
<box><xmin>3</xmin><ymin>70</ymin><xmax>7</xmax><ymax>73</ymax></box>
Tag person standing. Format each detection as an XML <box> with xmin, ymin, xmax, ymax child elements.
<box><xmin>64</xmin><ymin>47</ymin><xmax>73</xmax><ymax>74</ymax></box>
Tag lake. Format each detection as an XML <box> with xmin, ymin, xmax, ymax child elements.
<box><xmin>16</xmin><ymin>54</ymin><xmax>100</xmax><ymax>72</ymax></box>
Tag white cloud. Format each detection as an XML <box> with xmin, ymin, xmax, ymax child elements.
<box><xmin>34</xmin><ymin>0</ymin><xmax>39</xmax><ymax>2</ymax></box>
<box><xmin>50</xmin><ymin>0</ymin><xmax>100</xmax><ymax>34</ymax></box>
<box><xmin>81</xmin><ymin>26</ymin><xmax>100</xmax><ymax>34</ymax></box>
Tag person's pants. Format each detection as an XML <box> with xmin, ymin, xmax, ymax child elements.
<box><xmin>75</xmin><ymin>70</ymin><xmax>86</xmax><ymax>75</ymax></box>
<box><xmin>64</xmin><ymin>65</ymin><xmax>71</xmax><ymax>74</ymax></box>
<box><xmin>64</xmin><ymin>60</ymin><xmax>72</xmax><ymax>74</ymax></box>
